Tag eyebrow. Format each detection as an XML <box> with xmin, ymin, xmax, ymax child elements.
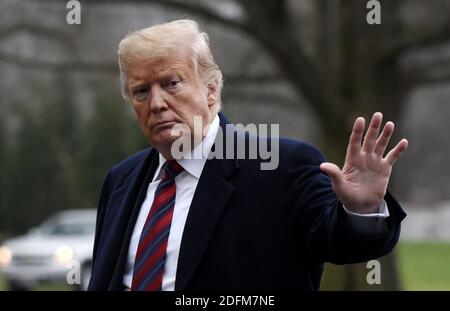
<box><xmin>128</xmin><ymin>68</ymin><xmax>184</xmax><ymax>90</ymax></box>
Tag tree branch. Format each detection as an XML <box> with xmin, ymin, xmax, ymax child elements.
<box><xmin>72</xmin><ymin>0</ymin><xmax>251</xmax><ymax>34</ymax></box>
<box><xmin>21</xmin><ymin>0</ymin><xmax>336</xmax><ymax>124</ymax></box>
<box><xmin>0</xmin><ymin>51</ymin><xmax>117</xmax><ymax>74</ymax></box>
<box><xmin>401</xmin><ymin>57</ymin><xmax>450</xmax><ymax>86</ymax></box>
<box><xmin>0</xmin><ymin>49</ymin><xmax>286</xmax><ymax>84</ymax></box>
<box><xmin>224</xmin><ymin>88</ymin><xmax>304</xmax><ymax>113</ymax></box>
<box><xmin>414</xmin><ymin>74</ymin><xmax>450</xmax><ymax>86</ymax></box>
<box><xmin>379</xmin><ymin>18</ymin><xmax>450</xmax><ymax>69</ymax></box>
<box><xmin>0</xmin><ymin>23</ymin><xmax>69</xmax><ymax>41</ymax></box>
<box><xmin>224</xmin><ymin>73</ymin><xmax>283</xmax><ymax>85</ymax></box>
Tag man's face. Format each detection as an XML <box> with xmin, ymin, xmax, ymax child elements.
<box><xmin>126</xmin><ymin>49</ymin><xmax>216</xmax><ymax>156</ymax></box>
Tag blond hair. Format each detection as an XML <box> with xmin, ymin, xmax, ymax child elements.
<box><xmin>118</xmin><ymin>19</ymin><xmax>223</xmax><ymax>105</ymax></box>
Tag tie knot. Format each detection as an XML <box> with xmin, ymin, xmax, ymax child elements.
<box><xmin>163</xmin><ymin>160</ymin><xmax>184</xmax><ymax>179</ymax></box>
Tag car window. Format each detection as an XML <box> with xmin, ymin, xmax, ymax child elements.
<box><xmin>43</xmin><ymin>223</ymin><xmax>95</xmax><ymax>236</ymax></box>
<box><xmin>37</xmin><ymin>217</ymin><xmax>95</xmax><ymax>236</ymax></box>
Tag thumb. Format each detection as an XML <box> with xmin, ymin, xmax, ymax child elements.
<box><xmin>320</xmin><ymin>162</ymin><xmax>344</xmax><ymax>187</ymax></box>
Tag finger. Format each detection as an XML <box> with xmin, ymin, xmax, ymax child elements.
<box><xmin>385</xmin><ymin>139</ymin><xmax>408</xmax><ymax>165</ymax></box>
<box><xmin>374</xmin><ymin>121</ymin><xmax>394</xmax><ymax>156</ymax></box>
<box><xmin>346</xmin><ymin>117</ymin><xmax>365</xmax><ymax>158</ymax></box>
<box><xmin>362</xmin><ymin>112</ymin><xmax>383</xmax><ymax>153</ymax></box>
<box><xmin>320</xmin><ymin>162</ymin><xmax>344</xmax><ymax>188</ymax></box>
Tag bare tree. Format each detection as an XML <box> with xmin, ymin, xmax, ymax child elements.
<box><xmin>2</xmin><ymin>0</ymin><xmax>449</xmax><ymax>290</ymax></box>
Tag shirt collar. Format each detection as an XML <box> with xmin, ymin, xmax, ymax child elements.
<box><xmin>153</xmin><ymin>114</ymin><xmax>220</xmax><ymax>181</ymax></box>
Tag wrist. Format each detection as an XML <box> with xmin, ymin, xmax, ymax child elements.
<box><xmin>344</xmin><ymin>201</ymin><xmax>381</xmax><ymax>214</ymax></box>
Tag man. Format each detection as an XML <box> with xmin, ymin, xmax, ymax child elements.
<box><xmin>88</xmin><ymin>19</ymin><xmax>408</xmax><ymax>291</ymax></box>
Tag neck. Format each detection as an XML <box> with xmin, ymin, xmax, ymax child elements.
<box><xmin>157</xmin><ymin>113</ymin><xmax>218</xmax><ymax>161</ymax></box>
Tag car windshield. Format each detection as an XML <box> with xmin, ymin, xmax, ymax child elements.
<box><xmin>36</xmin><ymin>213</ymin><xmax>96</xmax><ymax>236</ymax></box>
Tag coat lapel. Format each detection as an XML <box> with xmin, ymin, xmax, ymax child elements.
<box><xmin>175</xmin><ymin>115</ymin><xmax>239</xmax><ymax>290</ymax></box>
<box><xmin>105</xmin><ymin>148</ymin><xmax>159</xmax><ymax>289</ymax></box>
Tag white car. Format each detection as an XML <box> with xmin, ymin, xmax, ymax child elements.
<box><xmin>0</xmin><ymin>209</ymin><xmax>96</xmax><ymax>291</ymax></box>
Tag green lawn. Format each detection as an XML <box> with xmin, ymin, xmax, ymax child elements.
<box><xmin>1</xmin><ymin>241</ymin><xmax>449</xmax><ymax>291</ymax></box>
<box><xmin>0</xmin><ymin>272</ymin><xmax>72</xmax><ymax>291</ymax></box>
<box><xmin>0</xmin><ymin>272</ymin><xmax>5</xmax><ymax>291</ymax></box>
<box><xmin>397</xmin><ymin>241</ymin><xmax>450</xmax><ymax>290</ymax></box>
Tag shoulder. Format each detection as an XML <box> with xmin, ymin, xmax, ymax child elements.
<box><xmin>103</xmin><ymin>147</ymin><xmax>153</xmax><ymax>190</ymax></box>
<box><xmin>221</xmin><ymin>115</ymin><xmax>325</xmax><ymax>165</ymax></box>
<box><xmin>234</xmin><ymin>127</ymin><xmax>325</xmax><ymax>162</ymax></box>
<box><xmin>109</xmin><ymin>148</ymin><xmax>152</xmax><ymax>174</ymax></box>
<box><xmin>278</xmin><ymin>137</ymin><xmax>326</xmax><ymax>165</ymax></box>
<box><xmin>233</xmin><ymin>133</ymin><xmax>326</xmax><ymax>175</ymax></box>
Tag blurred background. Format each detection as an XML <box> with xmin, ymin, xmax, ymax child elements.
<box><xmin>0</xmin><ymin>0</ymin><xmax>449</xmax><ymax>291</ymax></box>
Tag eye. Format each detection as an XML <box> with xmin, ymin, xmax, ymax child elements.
<box><xmin>132</xmin><ymin>87</ymin><xmax>149</xmax><ymax>102</ymax></box>
<box><xmin>164</xmin><ymin>79</ymin><xmax>181</xmax><ymax>89</ymax></box>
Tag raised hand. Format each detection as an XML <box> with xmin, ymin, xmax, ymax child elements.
<box><xmin>320</xmin><ymin>112</ymin><xmax>408</xmax><ymax>214</ymax></box>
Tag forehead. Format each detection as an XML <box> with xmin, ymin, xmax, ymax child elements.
<box><xmin>126</xmin><ymin>49</ymin><xmax>196</xmax><ymax>84</ymax></box>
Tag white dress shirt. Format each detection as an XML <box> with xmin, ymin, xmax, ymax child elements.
<box><xmin>123</xmin><ymin>114</ymin><xmax>389</xmax><ymax>290</ymax></box>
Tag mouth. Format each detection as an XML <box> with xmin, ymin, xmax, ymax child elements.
<box><xmin>152</xmin><ymin>121</ymin><xmax>178</xmax><ymax>131</ymax></box>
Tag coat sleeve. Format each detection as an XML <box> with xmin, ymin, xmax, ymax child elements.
<box><xmin>282</xmin><ymin>142</ymin><xmax>406</xmax><ymax>265</ymax></box>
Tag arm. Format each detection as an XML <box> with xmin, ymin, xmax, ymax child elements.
<box><xmin>286</xmin><ymin>113</ymin><xmax>408</xmax><ymax>264</ymax></box>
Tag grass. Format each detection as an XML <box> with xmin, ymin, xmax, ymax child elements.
<box><xmin>1</xmin><ymin>241</ymin><xmax>449</xmax><ymax>291</ymax></box>
<box><xmin>0</xmin><ymin>272</ymin><xmax>5</xmax><ymax>291</ymax></box>
<box><xmin>0</xmin><ymin>272</ymin><xmax>73</xmax><ymax>291</ymax></box>
<box><xmin>397</xmin><ymin>241</ymin><xmax>450</xmax><ymax>290</ymax></box>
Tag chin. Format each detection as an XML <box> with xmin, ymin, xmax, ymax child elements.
<box><xmin>150</xmin><ymin>131</ymin><xmax>182</xmax><ymax>147</ymax></box>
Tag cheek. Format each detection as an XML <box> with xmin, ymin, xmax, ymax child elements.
<box><xmin>133</xmin><ymin>103</ymin><xmax>146</xmax><ymax>115</ymax></box>
<box><xmin>170</xmin><ymin>91</ymin><xmax>208</xmax><ymax>120</ymax></box>
<box><xmin>133</xmin><ymin>105</ymin><xmax>149</xmax><ymax>125</ymax></box>
<box><xmin>191</xmin><ymin>94</ymin><xmax>209</xmax><ymax>113</ymax></box>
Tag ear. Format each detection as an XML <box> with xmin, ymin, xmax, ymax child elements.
<box><xmin>206</xmin><ymin>79</ymin><xmax>219</xmax><ymax>108</ymax></box>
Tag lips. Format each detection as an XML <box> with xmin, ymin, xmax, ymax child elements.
<box><xmin>152</xmin><ymin>120</ymin><xmax>177</xmax><ymax>131</ymax></box>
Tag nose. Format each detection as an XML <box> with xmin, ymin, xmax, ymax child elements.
<box><xmin>149</xmin><ymin>85</ymin><xmax>168</xmax><ymax>113</ymax></box>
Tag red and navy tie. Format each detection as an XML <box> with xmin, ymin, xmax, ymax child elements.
<box><xmin>131</xmin><ymin>160</ymin><xmax>184</xmax><ymax>291</ymax></box>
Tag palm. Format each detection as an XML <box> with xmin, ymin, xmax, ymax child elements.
<box><xmin>320</xmin><ymin>113</ymin><xmax>408</xmax><ymax>213</ymax></box>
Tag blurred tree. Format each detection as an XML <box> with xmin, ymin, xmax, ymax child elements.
<box><xmin>76</xmin><ymin>89</ymin><xmax>147</xmax><ymax>208</ymax></box>
<box><xmin>0</xmin><ymin>113</ymin><xmax>7</xmax><ymax>233</ymax></box>
<box><xmin>1</xmin><ymin>80</ymin><xmax>147</xmax><ymax>234</ymax></box>
<box><xmin>2</xmin><ymin>78</ymin><xmax>82</xmax><ymax>233</ymax></box>
<box><xmin>4</xmin><ymin>109</ymin><xmax>65</xmax><ymax>233</ymax></box>
<box><xmin>41</xmin><ymin>76</ymin><xmax>84</xmax><ymax>211</ymax></box>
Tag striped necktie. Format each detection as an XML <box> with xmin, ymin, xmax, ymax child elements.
<box><xmin>131</xmin><ymin>160</ymin><xmax>184</xmax><ymax>291</ymax></box>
